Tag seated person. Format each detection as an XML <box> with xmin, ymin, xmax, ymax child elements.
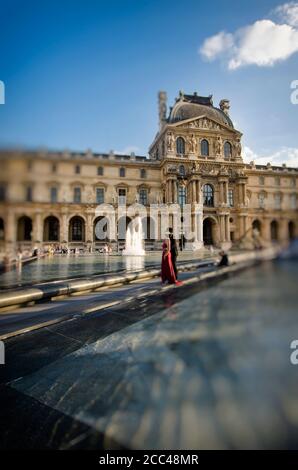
<box><xmin>218</xmin><ymin>250</ymin><xmax>229</xmax><ymax>267</ymax></box>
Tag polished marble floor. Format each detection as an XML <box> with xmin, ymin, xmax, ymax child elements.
<box><xmin>9</xmin><ymin>260</ymin><xmax>298</xmax><ymax>449</ymax></box>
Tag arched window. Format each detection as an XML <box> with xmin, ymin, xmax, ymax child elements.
<box><xmin>43</xmin><ymin>216</ymin><xmax>60</xmax><ymax>242</ymax></box>
<box><xmin>270</xmin><ymin>220</ymin><xmax>278</xmax><ymax>241</ymax></box>
<box><xmin>119</xmin><ymin>167</ymin><xmax>125</xmax><ymax>177</ymax></box>
<box><xmin>224</xmin><ymin>141</ymin><xmax>232</xmax><ymax>158</ymax></box>
<box><xmin>179</xmin><ymin>165</ymin><xmax>185</xmax><ymax>176</ymax></box>
<box><xmin>203</xmin><ymin>184</ymin><xmax>214</xmax><ymax>207</ymax></box>
<box><xmin>201</xmin><ymin>139</ymin><xmax>209</xmax><ymax>156</ymax></box>
<box><xmin>176</xmin><ymin>137</ymin><xmax>185</xmax><ymax>155</ymax></box>
<box><xmin>17</xmin><ymin>216</ymin><xmax>32</xmax><ymax>241</ymax></box>
<box><xmin>69</xmin><ymin>216</ymin><xmax>85</xmax><ymax>242</ymax></box>
<box><xmin>97</xmin><ymin>166</ymin><xmax>104</xmax><ymax>176</ymax></box>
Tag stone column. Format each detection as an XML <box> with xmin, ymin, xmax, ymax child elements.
<box><xmin>219</xmin><ymin>214</ymin><xmax>226</xmax><ymax>242</ymax></box>
<box><xmin>168</xmin><ymin>180</ymin><xmax>172</xmax><ymax>203</ymax></box>
<box><xmin>86</xmin><ymin>214</ymin><xmax>93</xmax><ymax>242</ymax></box>
<box><xmin>173</xmin><ymin>179</ymin><xmax>177</xmax><ymax>204</ymax></box>
<box><xmin>262</xmin><ymin>219</ymin><xmax>271</xmax><ymax>242</ymax></box>
<box><xmin>225</xmin><ymin>214</ymin><xmax>230</xmax><ymax>241</ymax></box>
<box><xmin>192</xmin><ymin>180</ymin><xmax>196</xmax><ymax>203</ymax></box>
<box><xmin>61</xmin><ymin>213</ymin><xmax>69</xmax><ymax>243</ymax></box>
<box><xmin>225</xmin><ymin>182</ymin><xmax>228</xmax><ymax>204</ymax></box>
<box><xmin>5</xmin><ymin>211</ymin><xmax>16</xmax><ymax>243</ymax></box>
<box><xmin>196</xmin><ymin>180</ymin><xmax>201</xmax><ymax>204</ymax></box>
<box><xmin>34</xmin><ymin>213</ymin><xmax>43</xmax><ymax>243</ymax></box>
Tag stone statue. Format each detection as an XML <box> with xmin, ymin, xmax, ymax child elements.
<box><xmin>234</xmin><ymin>137</ymin><xmax>242</xmax><ymax>157</ymax></box>
<box><xmin>215</xmin><ymin>136</ymin><xmax>222</xmax><ymax>156</ymax></box>
<box><xmin>167</xmin><ymin>132</ymin><xmax>175</xmax><ymax>152</ymax></box>
<box><xmin>112</xmin><ymin>188</ymin><xmax>117</xmax><ymax>204</ymax></box>
<box><xmin>187</xmin><ymin>134</ymin><xmax>196</xmax><ymax>153</ymax></box>
<box><xmin>202</xmin><ymin>118</ymin><xmax>208</xmax><ymax>128</ymax></box>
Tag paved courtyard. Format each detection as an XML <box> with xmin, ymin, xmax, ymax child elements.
<box><xmin>1</xmin><ymin>260</ymin><xmax>298</xmax><ymax>449</ymax></box>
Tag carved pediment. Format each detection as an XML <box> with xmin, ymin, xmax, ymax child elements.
<box><xmin>173</xmin><ymin>115</ymin><xmax>236</xmax><ymax>134</ymax></box>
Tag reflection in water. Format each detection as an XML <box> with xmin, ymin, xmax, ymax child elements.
<box><xmin>0</xmin><ymin>251</ymin><xmax>211</xmax><ymax>289</ymax></box>
<box><xmin>124</xmin><ymin>256</ymin><xmax>145</xmax><ymax>272</ymax></box>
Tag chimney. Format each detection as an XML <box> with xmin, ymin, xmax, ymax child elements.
<box><xmin>158</xmin><ymin>91</ymin><xmax>167</xmax><ymax>131</ymax></box>
<box><xmin>219</xmin><ymin>99</ymin><xmax>230</xmax><ymax>115</ymax></box>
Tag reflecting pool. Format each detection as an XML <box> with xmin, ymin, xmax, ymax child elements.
<box><xmin>0</xmin><ymin>251</ymin><xmax>209</xmax><ymax>289</ymax></box>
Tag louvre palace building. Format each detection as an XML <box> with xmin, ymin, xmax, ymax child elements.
<box><xmin>0</xmin><ymin>90</ymin><xmax>297</xmax><ymax>254</ymax></box>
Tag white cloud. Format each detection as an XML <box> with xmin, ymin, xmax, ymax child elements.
<box><xmin>243</xmin><ymin>145</ymin><xmax>298</xmax><ymax>167</ymax></box>
<box><xmin>199</xmin><ymin>3</ymin><xmax>298</xmax><ymax>69</ymax></box>
<box><xmin>199</xmin><ymin>31</ymin><xmax>234</xmax><ymax>60</ymax></box>
<box><xmin>274</xmin><ymin>2</ymin><xmax>298</xmax><ymax>27</ymax></box>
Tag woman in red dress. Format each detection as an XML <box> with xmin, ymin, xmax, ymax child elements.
<box><xmin>161</xmin><ymin>238</ymin><xmax>182</xmax><ymax>285</ymax></box>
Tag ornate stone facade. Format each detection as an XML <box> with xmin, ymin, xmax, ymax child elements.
<box><xmin>0</xmin><ymin>91</ymin><xmax>297</xmax><ymax>254</ymax></box>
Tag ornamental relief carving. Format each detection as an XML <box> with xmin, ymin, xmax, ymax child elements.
<box><xmin>187</xmin><ymin>118</ymin><xmax>222</xmax><ymax>130</ymax></box>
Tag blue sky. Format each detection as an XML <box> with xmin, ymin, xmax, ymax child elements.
<box><xmin>0</xmin><ymin>0</ymin><xmax>297</xmax><ymax>165</ymax></box>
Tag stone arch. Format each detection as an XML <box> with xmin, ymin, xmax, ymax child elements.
<box><xmin>117</xmin><ymin>216</ymin><xmax>132</xmax><ymax>240</ymax></box>
<box><xmin>94</xmin><ymin>215</ymin><xmax>111</xmax><ymax>241</ymax></box>
<box><xmin>69</xmin><ymin>216</ymin><xmax>85</xmax><ymax>242</ymax></box>
<box><xmin>289</xmin><ymin>221</ymin><xmax>295</xmax><ymax>240</ymax></box>
<box><xmin>17</xmin><ymin>216</ymin><xmax>33</xmax><ymax>241</ymax></box>
<box><xmin>252</xmin><ymin>219</ymin><xmax>262</xmax><ymax>235</ymax></box>
<box><xmin>270</xmin><ymin>220</ymin><xmax>278</xmax><ymax>241</ymax></box>
<box><xmin>0</xmin><ymin>217</ymin><xmax>4</xmax><ymax>241</ymax></box>
<box><xmin>203</xmin><ymin>216</ymin><xmax>219</xmax><ymax>246</ymax></box>
<box><xmin>142</xmin><ymin>216</ymin><xmax>156</xmax><ymax>241</ymax></box>
<box><xmin>43</xmin><ymin>216</ymin><xmax>60</xmax><ymax>242</ymax></box>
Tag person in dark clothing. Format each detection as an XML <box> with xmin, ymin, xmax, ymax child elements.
<box><xmin>218</xmin><ymin>250</ymin><xmax>229</xmax><ymax>267</ymax></box>
<box><xmin>168</xmin><ymin>228</ymin><xmax>178</xmax><ymax>279</ymax></box>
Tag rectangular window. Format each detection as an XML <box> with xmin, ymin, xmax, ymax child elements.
<box><xmin>26</xmin><ymin>186</ymin><xmax>32</xmax><ymax>202</ymax></box>
<box><xmin>291</xmin><ymin>177</ymin><xmax>296</xmax><ymax>188</ymax></box>
<box><xmin>228</xmin><ymin>189</ymin><xmax>234</xmax><ymax>207</ymax></box>
<box><xmin>274</xmin><ymin>193</ymin><xmax>281</xmax><ymax>209</ymax></box>
<box><xmin>75</xmin><ymin>165</ymin><xmax>81</xmax><ymax>175</ymax></box>
<box><xmin>290</xmin><ymin>194</ymin><xmax>296</xmax><ymax>210</ymax></box>
<box><xmin>0</xmin><ymin>185</ymin><xmax>6</xmax><ymax>202</ymax></box>
<box><xmin>139</xmin><ymin>189</ymin><xmax>148</xmax><ymax>205</ymax></box>
<box><xmin>259</xmin><ymin>176</ymin><xmax>265</xmax><ymax>185</ymax></box>
<box><xmin>74</xmin><ymin>187</ymin><xmax>81</xmax><ymax>203</ymax></box>
<box><xmin>118</xmin><ymin>188</ymin><xmax>126</xmax><ymax>205</ymax></box>
<box><xmin>50</xmin><ymin>187</ymin><xmax>57</xmax><ymax>203</ymax></box>
<box><xmin>96</xmin><ymin>187</ymin><xmax>104</xmax><ymax>204</ymax></box>
<box><xmin>275</xmin><ymin>176</ymin><xmax>280</xmax><ymax>186</ymax></box>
